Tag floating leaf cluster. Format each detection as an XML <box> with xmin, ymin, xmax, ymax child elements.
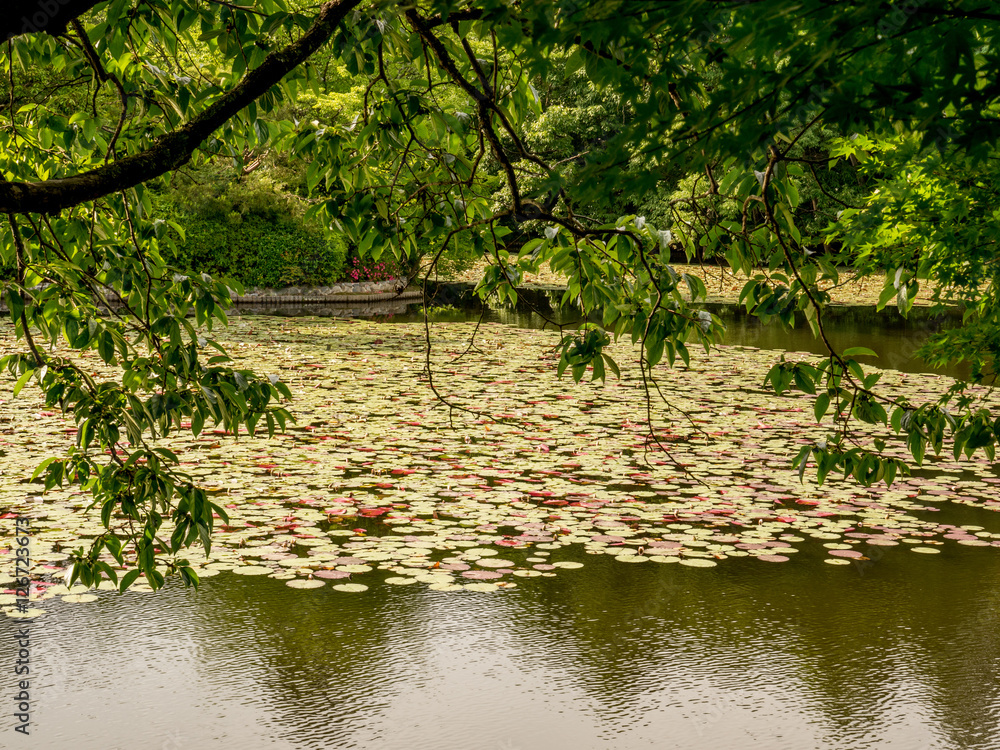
<box><xmin>2</xmin><ymin>318</ymin><xmax>999</xmax><ymax>616</ymax></box>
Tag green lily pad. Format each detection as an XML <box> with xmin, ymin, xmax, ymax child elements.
<box><xmin>463</xmin><ymin>582</ymin><xmax>501</xmax><ymax>592</ymax></box>
<box><xmin>62</xmin><ymin>593</ymin><xmax>99</xmax><ymax>603</ymax></box>
<box><xmin>332</xmin><ymin>583</ymin><xmax>368</xmax><ymax>592</ymax></box>
<box><xmin>286</xmin><ymin>579</ymin><xmax>325</xmax><ymax>588</ymax></box>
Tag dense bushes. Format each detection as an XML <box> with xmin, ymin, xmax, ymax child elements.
<box><xmin>170</xmin><ymin>212</ymin><xmax>347</xmax><ymax>289</ymax></box>
<box><xmin>156</xmin><ymin>169</ymin><xmax>348</xmax><ymax>289</ymax></box>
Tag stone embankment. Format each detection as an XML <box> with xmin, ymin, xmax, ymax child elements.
<box><xmin>231</xmin><ymin>278</ymin><xmax>421</xmax><ymax>304</ymax></box>
<box><xmin>1</xmin><ymin>278</ymin><xmax>422</xmax><ymax>313</ymax></box>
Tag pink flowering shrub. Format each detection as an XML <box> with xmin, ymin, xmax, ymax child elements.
<box><xmin>344</xmin><ymin>253</ymin><xmax>405</xmax><ymax>283</ymax></box>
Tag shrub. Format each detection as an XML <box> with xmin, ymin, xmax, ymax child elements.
<box><xmin>155</xmin><ymin>170</ymin><xmax>347</xmax><ymax>288</ymax></box>
<box><xmin>343</xmin><ymin>252</ymin><xmax>406</xmax><ymax>283</ymax></box>
<box><xmin>174</xmin><ymin>213</ymin><xmax>346</xmax><ymax>288</ymax></box>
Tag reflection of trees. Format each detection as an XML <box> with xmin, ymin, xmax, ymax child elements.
<box><xmin>487</xmin><ymin>547</ymin><xmax>1000</xmax><ymax>746</ymax></box>
<box><xmin>190</xmin><ymin>574</ymin><xmax>412</xmax><ymax>747</ymax></box>
<box><xmin>16</xmin><ymin>544</ymin><xmax>1000</xmax><ymax>747</ymax></box>
<box><xmin>720</xmin><ymin>311</ymin><xmax>965</xmax><ymax>379</ymax></box>
<box><xmin>887</xmin><ymin>555</ymin><xmax>1000</xmax><ymax>750</ymax></box>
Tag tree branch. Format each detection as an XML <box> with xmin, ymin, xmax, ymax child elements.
<box><xmin>1</xmin><ymin>0</ymin><xmax>102</xmax><ymax>43</ymax></box>
<box><xmin>0</xmin><ymin>0</ymin><xmax>363</xmax><ymax>215</ymax></box>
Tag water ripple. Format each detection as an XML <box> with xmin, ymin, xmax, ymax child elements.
<box><xmin>7</xmin><ymin>548</ymin><xmax>1000</xmax><ymax>750</ymax></box>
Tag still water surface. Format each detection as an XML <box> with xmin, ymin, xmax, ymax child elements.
<box><xmin>4</xmin><ymin>308</ymin><xmax>997</xmax><ymax>749</ymax></box>
<box><xmin>7</xmin><ymin>540</ymin><xmax>1000</xmax><ymax>749</ymax></box>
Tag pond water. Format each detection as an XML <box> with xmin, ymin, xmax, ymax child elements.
<box><xmin>239</xmin><ymin>292</ymin><xmax>967</xmax><ymax>379</ymax></box>
<box><xmin>5</xmin><ymin>540</ymin><xmax>1000</xmax><ymax>750</ymax></box>
<box><xmin>1</xmin><ymin>310</ymin><xmax>998</xmax><ymax>749</ymax></box>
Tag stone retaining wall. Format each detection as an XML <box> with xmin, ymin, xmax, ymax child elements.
<box><xmin>233</xmin><ymin>298</ymin><xmax>419</xmax><ymax>317</ymax></box>
<box><xmin>1</xmin><ymin>278</ymin><xmax>421</xmax><ymax>311</ymax></box>
<box><xmin>233</xmin><ymin>287</ymin><xmax>422</xmax><ymax>304</ymax></box>
<box><xmin>233</xmin><ymin>278</ymin><xmax>414</xmax><ymax>302</ymax></box>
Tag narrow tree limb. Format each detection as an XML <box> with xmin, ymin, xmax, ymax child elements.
<box><xmin>0</xmin><ymin>0</ymin><xmax>363</xmax><ymax>215</ymax></box>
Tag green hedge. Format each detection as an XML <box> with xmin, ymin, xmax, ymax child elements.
<box><xmin>154</xmin><ymin>172</ymin><xmax>348</xmax><ymax>288</ymax></box>
<box><xmin>170</xmin><ymin>213</ymin><xmax>347</xmax><ymax>289</ymax></box>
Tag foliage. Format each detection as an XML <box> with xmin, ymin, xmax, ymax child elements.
<box><xmin>156</xmin><ymin>170</ymin><xmax>348</xmax><ymax>288</ymax></box>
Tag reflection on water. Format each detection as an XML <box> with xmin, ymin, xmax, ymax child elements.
<box><xmin>6</xmin><ymin>539</ymin><xmax>1000</xmax><ymax>749</ymax></box>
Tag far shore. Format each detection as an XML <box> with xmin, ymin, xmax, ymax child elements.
<box><xmin>440</xmin><ymin>260</ymin><xmax>945</xmax><ymax>309</ymax></box>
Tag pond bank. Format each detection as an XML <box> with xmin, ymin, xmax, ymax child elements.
<box><xmin>422</xmin><ymin>280</ymin><xmax>963</xmax><ymax>326</ymax></box>
<box><xmin>231</xmin><ymin>278</ymin><xmax>421</xmax><ymax>304</ymax></box>
<box><xmin>0</xmin><ymin>277</ymin><xmax>421</xmax><ymax>314</ymax></box>
<box><xmin>442</xmin><ymin>260</ymin><xmax>948</xmax><ymax>309</ymax></box>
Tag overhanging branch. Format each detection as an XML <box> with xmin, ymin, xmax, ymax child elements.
<box><xmin>1</xmin><ymin>0</ymin><xmax>103</xmax><ymax>43</ymax></box>
<box><xmin>0</xmin><ymin>0</ymin><xmax>363</xmax><ymax>215</ymax></box>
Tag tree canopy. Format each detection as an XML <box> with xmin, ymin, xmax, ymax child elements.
<box><xmin>3</xmin><ymin>0</ymin><xmax>1000</xmax><ymax>590</ymax></box>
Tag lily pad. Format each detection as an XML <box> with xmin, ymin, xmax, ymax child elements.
<box><xmin>332</xmin><ymin>583</ymin><xmax>369</xmax><ymax>592</ymax></box>
<box><xmin>462</xmin><ymin>570</ymin><xmax>503</xmax><ymax>580</ymax></box>
<box><xmin>336</xmin><ymin>564</ymin><xmax>374</xmax><ymax>573</ymax></box>
<box><xmin>286</xmin><ymin>579</ymin><xmax>325</xmax><ymax>589</ymax></box>
<box><xmin>314</xmin><ymin>570</ymin><xmax>351</xmax><ymax>579</ymax></box>
<box><xmin>3</xmin><ymin>608</ymin><xmax>46</xmax><ymax>619</ymax></box>
<box><xmin>463</xmin><ymin>582</ymin><xmax>501</xmax><ymax>592</ymax></box>
<box><xmin>829</xmin><ymin>550</ymin><xmax>864</xmax><ymax>559</ymax></box>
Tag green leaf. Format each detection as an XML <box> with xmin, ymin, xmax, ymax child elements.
<box><xmin>119</xmin><ymin>569</ymin><xmax>143</xmax><ymax>593</ymax></box>
<box><xmin>12</xmin><ymin>369</ymin><xmax>33</xmax><ymax>397</ymax></box>
<box><xmin>793</xmin><ymin>368</ymin><xmax>816</xmax><ymax>394</ymax></box>
<box><xmin>30</xmin><ymin>456</ymin><xmax>58</xmax><ymax>481</ymax></box>
<box><xmin>813</xmin><ymin>392</ymin><xmax>830</xmax><ymax>422</ymax></box>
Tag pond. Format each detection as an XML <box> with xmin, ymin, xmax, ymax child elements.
<box><xmin>7</xmin><ymin>541</ymin><xmax>1000</xmax><ymax>749</ymax></box>
<box><xmin>238</xmin><ymin>285</ymin><xmax>969</xmax><ymax>378</ymax></box>
<box><xmin>1</xmin><ymin>311</ymin><xmax>998</xmax><ymax>749</ymax></box>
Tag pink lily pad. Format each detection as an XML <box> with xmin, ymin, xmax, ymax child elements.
<box><xmin>314</xmin><ymin>570</ymin><xmax>351</xmax><ymax>579</ymax></box>
<box><xmin>461</xmin><ymin>570</ymin><xmax>503</xmax><ymax>580</ymax></box>
<box><xmin>829</xmin><ymin>549</ymin><xmax>864</xmax><ymax>559</ymax></box>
